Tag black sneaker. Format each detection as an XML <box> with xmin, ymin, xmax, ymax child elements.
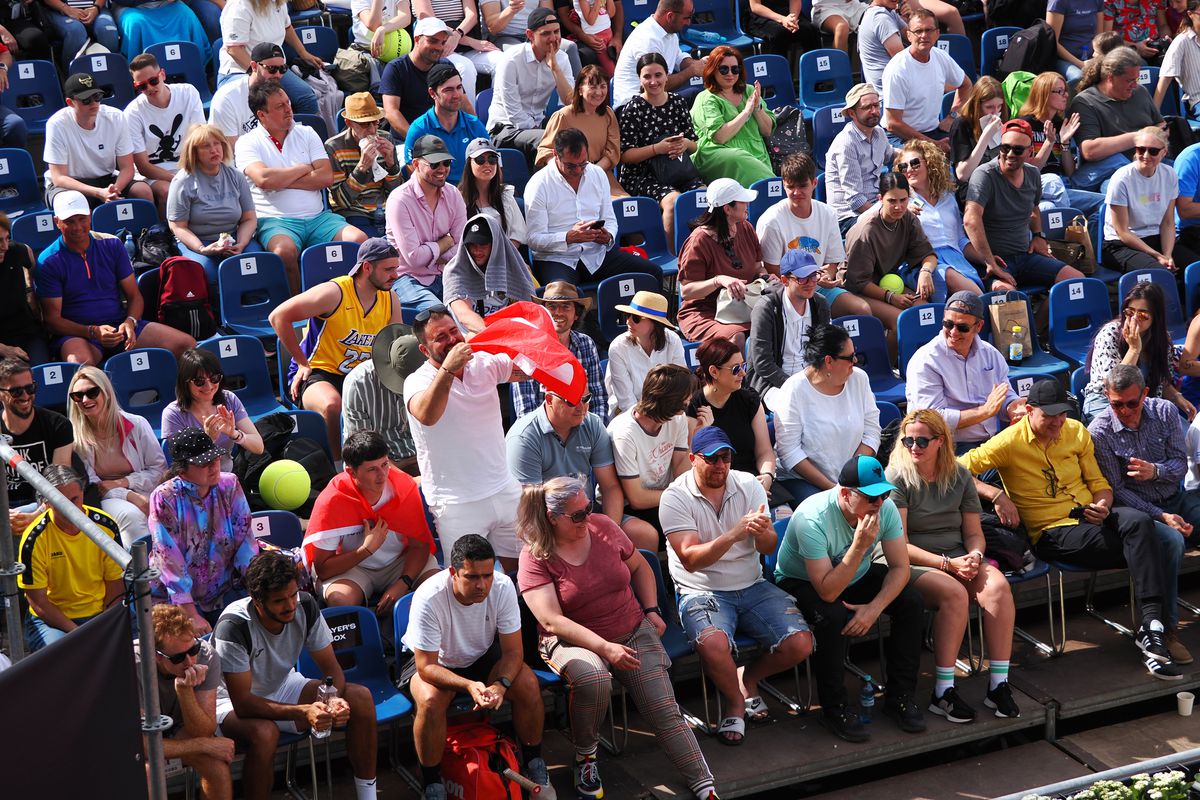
<box><xmin>574</xmin><ymin>755</ymin><xmax>604</xmax><ymax>799</ymax></box>
<box><xmin>984</xmin><ymin>681</ymin><xmax>1021</xmax><ymax>718</ymax></box>
<box><xmin>1145</xmin><ymin>653</ymin><xmax>1185</xmax><ymax>681</ymax></box>
<box><xmin>928</xmin><ymin>686</ymin><xmax>976</xmax><ymax>723</ymax></box>
<box><xmin>1136</xmin><ymin>624</ymin><xmax>1172</xmax><ymax>664</ymax></box>
<box><xmin>884</xmin><ymin>694</ymin><xmax>927</xmax><ymax>733</ymax></box>
<box><xmin>820</xmin><ymin>705</ymin><xmax>870</xmax><ymax>743</ymax></box>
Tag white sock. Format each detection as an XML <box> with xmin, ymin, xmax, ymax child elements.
<box><xmin>1150</xmin><ymin>619</ymin><xmax>1165</xmax><ymax>633</ymax></box>
<box><xmin>354</xmin><ymin>777</ymin><xmax>377</xmax><ymax>800</ymax></box>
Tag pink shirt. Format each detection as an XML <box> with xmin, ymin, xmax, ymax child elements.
<box><xmin>517</xmin><ymin>515</ymin><xmax>644</xmax><ymax>643</ymax></box>
<box><xmin>384</xmin><ymin>174</ymin><xmax>468</xmax><ymax>286</ymax></box>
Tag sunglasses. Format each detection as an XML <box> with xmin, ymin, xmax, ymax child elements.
<box><xmin>472</xmin><ymin>153</ymin><xmax>499</xmax><ymax>165</ymax></box>
<box><xmin>69</xmin><ymin>385</ymin><xmax>103</xmax><ymax>403</ymax></box>
<box><xmin>720</xmin><ymin>363</ymin><xmax>748</xmax><ymax>376</ymax></box>
<box><xmin>157</xmin><ymin>638</ymin><xmax>202</xmax><ymax>664</ymax></box>
<box><xmin>854</xmin><ymin>490</ymin><xmax>885</xmax><ymax>504</ymax></box>
<box><xmin>413</xmin><ymin>303</ymin><xmax>450</xmax><ymax>324</ymax></box>
<box><xmin>942</xmin><ymin>320</ymin><xmax>973</xmax><ymax>333</ymax></box>
<box><xmin>896</xmin><ymin>158</ymin><xmax>922</xmax><ymax>172</ymax></box>
<box><xmin>133</xmin><ymin>75</ymin><xmax>161</xmax><ymax>92</ymax></box>
<box><xmin>998</xmin><ymin>143</ymin><xmax>1027</xmax><ymax>156</ymax></box>
<box><xmin>261</xmin><ymin>64</ymin><xmax>287</xmax><ymax>75</ymax></box>
<box><xmin>0</xmin><ymin>382</ymin><xmax>36</xmax><ymax>397</ymax></box>
<box><xmin>74</xmin><ymin>95</ymin><xmax>101</xmax><ymax>106</ymax></box>
<box><xmin>1135</xmin><ymin>145</ymin><xmax>1164</xmax><ymax>157</ymax></box>
<box><xmin>1108</xmin><ymin>398</ymin><xmax>1142</xmax><ymax>410</ymax></box>
<box><xmin>831</xmin><ymin>352</ymin><xmax>865</xmax><ymax>365</ymax></box>
<box><xmin>557</xmin><ymin>507</ymin><xmax>590</xmax><ymax>523</ymax></box>
<box><xmin>553</xmin><ymin>392</ymin><xmax>592</xmax><ymax>407</ymax></box>
<box><xmin>1050</xmin><ymin>87</ymin><xmax>1069</xmax><ymax>96</ymax></box>
<box><xmin>699</xmin><ymin>450</ymin><xmax>733</xmax><ymax>464</ymax></box>
<box><xmin>901</xmin><ymin>435</ymin><xmax>939</xmax><ymax>449</ymax></box>
<box><xmin>717</xmin><ymin>64</ymin><xmax>741</xmax><ymax>75</ymax></box>
<box><xmin>1122</xmin><ymin>308</ymin><xmax>1152</xmax><ymax>321</ymax></box>
<box><xmin>189</xmin><ymin>374</ymin><xmax>222</xmax><ymax>387</ymax></box>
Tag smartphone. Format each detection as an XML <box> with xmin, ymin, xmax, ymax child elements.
<box><xmin>588</xmin><ymin>220</ymin><xmax>605</xmax><ymax>230</ymax></box>
<box><xmin>909</xmin><ymin>195</ymin><xmax>926</xmax><ymax>211</ymax></box>
<box><xmin>1068</xmin><ymin>506</ymin><xmax>1086</xmax><ymax>520</ymax></box>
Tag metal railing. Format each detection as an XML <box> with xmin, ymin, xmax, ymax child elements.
<box><xmin>994</xmin><ymin>747</ymin><xmax>1200</xmax><ymax>800</ymax></box>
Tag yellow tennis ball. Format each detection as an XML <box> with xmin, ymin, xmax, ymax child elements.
<box><xmin>379</xmin><ymin>29</ymin><xmax>412</xmax><ymax>62</ymax></box>
<box><xmin>879</xmin><ymin>273</ymin><xmax>906</xmax><ymax>294</ymax></box>
<box><xmin>260</xmin><ymin>459</ymin><xmax>311</xmax><ymax>511</ymax></box>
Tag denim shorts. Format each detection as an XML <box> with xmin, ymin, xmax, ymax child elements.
<box><xmin>677</xmin><ymin>580</ymin><xmax>809</xmax><ymax>654</ymax></box>
<box><xmin>257</xmin><ymin>210</ymin><xmax>354</xmax><ymax>251</ymax></box>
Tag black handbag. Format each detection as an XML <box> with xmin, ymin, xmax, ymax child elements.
<box><xmin>649</xmin><ymin>151</ymin><xmax>701</xmax><ymax>190</ymax></box>
<box><xmin>765</xmin><ymin>105</ymin><xmax>809</xmax><ymax>174</ymax></box>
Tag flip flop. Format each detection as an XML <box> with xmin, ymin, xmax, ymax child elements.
<box><xmin>744</xmin><ymin>695</ymin><xmax>769</xmax><ymax>722</ymax></box>
<box><xmin>716</xmin><ymin>715</ymin><xmax>745</xmax><ymax>745</ymax></box>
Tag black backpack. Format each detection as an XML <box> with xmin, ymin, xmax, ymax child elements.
<box><xmin>997</xmin><ymin>20</ymin><xmax>1058</xmax><ymax>79</ymax></box>
<box><xmin>233</xmin><ymin>412</ymin><xmax>336</xmax><ymax>516</ymax></box>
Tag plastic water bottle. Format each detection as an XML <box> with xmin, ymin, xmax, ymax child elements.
<box><xmin>685</xmin><ymin>28</ymin><xmax>726</xmax><ymax>43</ymax></box>
<box><xmin>313</xmin><ymin>676</ymin><xmax>336</xmax><ymax>739</ymax></box>
<box><xmin>1008</xmin><ymin>325</ymin><xmax>1024</xmax><ymax>362</ymax></box>
<box><xmin>859</xmin><ymin>675</ymin><xmax>876</xmax><ymax>724</ymax></box>
<box><xmin>124</xmin><ymin>233</ymin><xmax>136</xmax><ymax>260</ymax></box>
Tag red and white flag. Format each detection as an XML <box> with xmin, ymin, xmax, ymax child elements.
<box><xmin>470</xmin><ymin>301</ymin><xmax>587</xmax><ymax>404</ymax></box>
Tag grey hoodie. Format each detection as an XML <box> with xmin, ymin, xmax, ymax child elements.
<box><xmin>442</xmin><ymin>212</ymin><xmax>536</xmax><ymax>322</ymax></box>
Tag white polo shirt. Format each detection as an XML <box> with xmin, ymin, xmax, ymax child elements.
<box><xmin>235</xmin><ymin>122</ymin><xmax>328</xmax><ymax>220</ymax></box>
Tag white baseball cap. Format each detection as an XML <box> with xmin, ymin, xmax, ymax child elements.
<box><xmin>52</xmin><ymin>190</ymin><xmax>90</xmax><ymax>220</ymax></box>
<box><xmin>705</xmin><ymin>177</ymin><xmax>757</xmax><ymax>210</ymax></box>
<box><xmin>414</xmin><ymin>18</ymin><xmax>451</xmax><ymax>37</ymax></box>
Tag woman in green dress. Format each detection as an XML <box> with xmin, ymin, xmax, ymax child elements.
<box><xmin>690</xmin><ymin>45</ymin><xmax>776</xmax><ymax>185</ymax></box>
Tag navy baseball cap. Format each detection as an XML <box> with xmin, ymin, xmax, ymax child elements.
<box><xmin>838</xmin><ymin>455</ymin><xmax>896</xmax><ymax>497</ymax></box>
<box><xmin>691</xmin><ymin>426</ymin><xmax>736</xmax><ymax>456</ymax></box>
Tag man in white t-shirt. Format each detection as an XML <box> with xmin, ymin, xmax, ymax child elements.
<box><xmin>306</xmin><ymin>430</ymin><xmax>440</xmax><ymax>611</ymax></box>
<box><xmin>125</xmin><ymin>53</ymin><xmax>206</xmax><ymax>216</ymax></box>
<box><xmin>209</xmin><ymin>43</ymin><xmax>288</xmax><ymax>147</ymax></box>
<box><xmin>44</xmin><ymin>73</ymin><xmax>154</xmax><ymax>209</ymax></box>
<box><xmin>404</xmin><ymin>307</ymin><xmax>526</xmax><ymax>570</ymax></box>
<box><xmin>881</xmin><ymin>9</ymin><xmax>970</xmax><ymax>153</ymax></box>
<box><xmin>660</xmin><ymin>427</ymin><xmax>813</xmax><ymax>745</ymax></box>
<box><xmin>235</xmin><ymin>81</ymin><xmax>368</xmax><ymax>294</ymax></box>
<box><xmin>611</xmin><ymin>0</ymin><xmax>706</xmax><ymax>107</ymax></box>
<box><xmin>401</xmin><ymin>534</ymin><xmax>553</xmax><ymax>800</ymax></box>
<box><xmin>607</xmin><ymin>362</ymin><xmax>692</xmax><ymax>537</ymax></box>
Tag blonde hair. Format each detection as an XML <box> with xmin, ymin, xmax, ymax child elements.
<box><xmin>885</xmin><ymin>409</ymin><xmax>959</xmax><ymax>495</ymax></box>
<box><xmin>516</xmin><ymin>476</ymin><xmax>588</xmax><ymax>561</ymax></box>
<box><xmin>1018</xmin><ymin>71</ymin><xmax>1067</xmax><ymax>121</ymax></box>
<box><xmin>152</xmin><ymin>603</ymin><xmax>197</xmax><ymax>640</ymax></box>
<box><xmin>177</xmin><ymin>124</ymin><xmax>231</xmax><ymax>174</ymax></box>
<box><xmin>960</xmin><ymin>76</ymin><xmax>1006</xmax><ymax>140</ymax></box>
<box><xmin>896</xmin><ymin>140</ymin><xmax>954</xmax><ymax>202</ymax></box>
<box><xmin>1135</xmin><ymin>125</ymin><xmax>1170</xmax><ymax>148</ymax></box>
<box><xmin>67</xmin><ymin>366</ymin><xmax>122</xmax><ymax>460</ymax></box>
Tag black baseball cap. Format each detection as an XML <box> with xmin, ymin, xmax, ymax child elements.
<box><xmin>411</xmin><ymin>134</ymin><xmax>453</xmax><ymax>164</ymax></box>
<box><xmin>250</xmin><ymin>42</ymin><xmax>285</xmax><ymax>63</ymax></box>
<box><xmin>64</xmin><ymin>73</ymin><xmax>104</xmax><ymax>101</ymax></box>
<box><xmin>1026</xmin><ymin>379</ymin><xmax>1073</xmax><ymax>416</ymax></box>
<box><xmin>528</xmin><ymin>7</ymin><xmax>557</xmax><ymax>29</ymax></box>
<box><xmin>463</xmin><ymin>219</ymin><xmax>492</xmax><ymax>245</ymax></box>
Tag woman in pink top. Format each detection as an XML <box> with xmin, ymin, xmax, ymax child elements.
<box><xmin>517</xmin><ymin>476</ymin><xmax>720</xmax><ymax>800</ymax></box>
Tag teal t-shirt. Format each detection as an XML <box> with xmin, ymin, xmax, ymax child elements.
<box><xmin>775</xmin><ymin>489</ymin><xmax>903</xmax><ymax>585</ymax></box>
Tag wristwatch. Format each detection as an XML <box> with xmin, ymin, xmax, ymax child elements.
<box><xmin>498</xmin><ymin>675</ymin><xmax>512</xmax><ymax>690</ymax></box>
<box><xmin>400</xmin><ymin>574</ymin><xmax>414</xmax><ymax>589</ymax></box>
<box><xmin>643</xmin><ymin>605</ymin><xmax>661</xmax><ymax>616</ymax></box>
<box><xmin>1031</xmin><ymin>231</ymin><xmax>1046</xmax><ymax>240</ymax></box>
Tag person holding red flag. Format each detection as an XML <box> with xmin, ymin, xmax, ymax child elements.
<box><xmin>305</xmin><ymin>429</ymin><xmax>440</xmax><ymax>612</ymax></box>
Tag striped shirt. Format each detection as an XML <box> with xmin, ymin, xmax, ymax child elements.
<box><xmin>342</xmin><ymin>359</ymin><xmax>417</xmax><ymax>463</ymax></box>
<box><xmin>1162</xmin><ymin>30</ymin><xmax>1200</xmax><ymax>108</ymax></box>
<box><xmin>324</xmin><ymin>127</ymin><xmax>405</xmax><ymax>219</ymax></box>
<box><xmin>511</xmin><ymin>329</ymin><xmax>608</xmax><ymax>424</ymax></box>
<box><xmin>825</xmin><ymin>122</ymin><xmax>895</xmax><ymax>221</ymax></box>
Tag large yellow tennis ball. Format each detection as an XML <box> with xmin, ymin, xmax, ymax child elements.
<box><xmin>260</xmin><ymin>459</ymin><xmax>311</xmax><ymax>511</ymax></box>
<box><xmin>379</xmin><ymin>29</ymin><xmax>412</xmax><ymax>63</ymax></box>
<box><xmin>879</xmin><ymin>273</ymin><xmax>906</xmax><ymax>294</ymax></box>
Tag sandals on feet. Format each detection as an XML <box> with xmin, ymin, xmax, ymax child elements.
<box><xmin>717</xmin><ymin>715</ymin><xmax>745</xmax><ymax>745</ymax></box>
<box><xmin>744</xmin><ymin>695</ymin><xmax>769</xmax><ymax>722</ymax></box>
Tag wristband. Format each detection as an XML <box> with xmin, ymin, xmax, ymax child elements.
<box><xmin>884</xmin><ymin>290</ymin><xmax>894</xmax><ymax>304</ymax></box>
<box><xmin>643</xmin><ymin>605</ymin><xmax>661</xmax><ymax>616</ymax></box>
<box><xmin>400</xmin><ymin>574</ymin><xmax>414</xmax><ymax>589</ymax></box>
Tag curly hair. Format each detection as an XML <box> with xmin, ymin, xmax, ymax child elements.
<box><xmin>244</xmin><ymin>551</ymin><xmax>300</xmax><ymax>601</ymax></box>
<box><xmin>152</xmin><ymin>603</ymin><xmax>197</xmax><ymax>641</ymax></box>
<box><xmin>896</xmin><ymin>140</ymin><xmax>954</xmax><ymax>202</ymax></box>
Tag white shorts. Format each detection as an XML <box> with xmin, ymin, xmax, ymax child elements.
<box><xmin>215</xmin><ymin>669</ymin><xmax>313</xmax><ymax>734</ymax></box>
<box><xmin>430</xmin><ymin>481</ymin><xmax>522</xmax><ymax>559</ymax></box>
<box><xmin>811</xmin><ymin>0</ymin><xmax>869</xmax><ymax>30</ymax></box>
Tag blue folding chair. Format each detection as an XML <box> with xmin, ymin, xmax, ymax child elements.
<box><xmin>11</xmin><ymin>210</ymin><xmax>58</xmax><ymax>251</ymax></box>
<box><xmin>294</xmin><ymin>113</ymin><xmax>329</xmax><ymax>141</ymax></box>
<box><xmin>814</xmin><ymin>171</ymin><xmax>826</xmax><ymax>203</ymax></box>
<box><xmin>935</xmin><ymin>33</ymin><xmax>977</xmax><ymax>81</ymax></box>
<box><xmin>1118</xmin><ymin>268</ymin><xmax>1187</xmax><ymax>345</ymax></box>
<box><xmin>474</xmin><ymin>86</ymin><xmax>492</xmax><ymax>129</ymax></box>
<box><xmin>293</xmin><ymin>25</ymin><xmax>339</xmax><ymax>63</ymax></box>
<box><xmin>283</xmin><ymin>408</ymin><xmax>334</xmax><ymax>460</ymax></box>
<box><xmin>31</xmin><ymin>362</ymin><xmax>80</xmax><ymax>412</ymax></box>
<box><xmin>104</xmin><ymin>348</ymin><xmax>178</xmax><ymax>437</ymax></box>
<box><xmin>980</xmin><ymin>27</ymin><xmax>1019</xmax><ymax>78</ymax></box>
<box><xmin>833</xmin><ymin>315</ymin><xmax>905</xmax><ymax>404</ymax></box>
<box><xmin>673</xmin><ymin>187</ymin><xmax>710</xmax><ymax>257</ymax></box>
<box><xmin>682</xmin><ymin>340</ymin><xmax>700</xmax><ymax>366</ymax></box>
<box><xmin>250</xmin><ymin>509</ymin><xmax>304</xmax><ymax>548</ymax></box>
<box><xmin>1046</xmin><ymin>277</ymin><xmax>1111</xmax><ymax>365</ymax></box>
<box><xmin>811</xmin><ymin>104</ymin><xmax>848</xmax><ymax>170</ymax></box>
<box><xmin>622</xmin><ymin>0</ymin><xmax>656</xmax><ymax>38</ymax></box>
<box><xmin>876</xmin><ymin>400</ymin><xmax>901</xmax><ymax>428</ymax></box>
<box><xmin>218</xmin><ymin>252</ymin><xmax>292</xmax><ymax>339</ymax></box>
<box><xmin>300</xmin><ymin>241</ymin><xmax>359</xmax><ymax>290</ymax></box>
<box><xmin>145</xmin><ymin>42</ymin><xmax>213</xmax><ymax>110</ymax></box>
<box><xmin>979</xmin><ymin>290</ymin><xmax>1071</xmax><ymax>378</ymax></box>
<box><xmin>611</xmin><ymin>196</ymin><xmax>678</xmax><ymax>280</ymax></box>
<box><xmin>199</xmin><ymin>335</ymin><xmax>289</xmax><ymax>418</ymax></box>
<box><xmin>748</xmin><ymin>177</ymin><xmax>783</xmax><ymax>225</ymax></box>
<box><xmin>744</xmin><ymin>55</ymin><xmax>798</xmax><ymax>110</ymax></box>
<box><xmin>1070</xmin><ymin>365</ymin><xmax>1087</xmax><ymax>397</ymax></box>
<box><xmin>499</xmin><ymin>148</ymin><xmax>529</xmax><ymax>194</ymax></box>
<box><xmin>92</xmin><ymin>198</ymin><xmax>159</xmax><ymax>237</ymax></box>
<box><xmin>897</xmin><ymin>302</ymin><xmax>945</xmax><ymax>379</ymax></box>
<box><xmin>680</xmin><ymin>0</ymin><xmax>759</xmax><ymax>51</ymax></box>
<box><xmin>1009</xmin><ymin>373</ymin><xmax>1056</xmax><ymax>398</ymax></box>
<box><xmin>0</xmin><ymin>149</ymin><xmax>45</xmax><ymax>219</ymax></box>
<box><xmin>1</xmin><ymin>59</ymin><xmax>64</xmax><ymax>136</ymax></box>
<box><xmin>596</xmin><ymin>273</ymin><xmax>660</xmax><ymax>342</ymax></box>
<box><xmin>798</xmin><ymin>49</ymin><xmax>852</xmax><ymax>119</ymax></box>
<box><xmin>68</xmin><ymin>51</ymin><xmax>134</xmax><ymax>110</ymax></box>
<box><xmin>1186</xmin><ymin>261</ymin><xmax>1200</xmax><ymax>318</ymax></box>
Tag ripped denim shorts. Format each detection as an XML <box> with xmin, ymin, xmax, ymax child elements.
<box><xmin>677</xmin><ymin>580</ymin><xmax>810</xmax><ymax>654</ymax></box>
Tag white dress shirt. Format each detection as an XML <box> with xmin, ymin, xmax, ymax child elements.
<box><xmin>524</xmin><ymin>161</ymin><xmax>617</xmax><ymax>274</ymax></box>
<box><xmin>490</xmin><ymin>43</ymin><xmax>573</xmax><ymax>130</ymax></box>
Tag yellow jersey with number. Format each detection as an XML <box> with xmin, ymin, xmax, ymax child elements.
<box><xmin>305</xmin><ymin>275</ymin><xmax>393</xmax><ymax>376</ymax></box>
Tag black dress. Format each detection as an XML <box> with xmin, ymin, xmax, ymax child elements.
<box><xmin>617</xmin><ymin>93</ymin><xmax>704</xmax><ymax>201</ymax></box>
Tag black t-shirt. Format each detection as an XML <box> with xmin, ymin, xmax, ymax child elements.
<box><xmin>949</xmin><ymin>116</ymin><xmax>999</xmax><ymax>206</ymax></box>
<box><xmin>1018</xmin><ymin>114</ymin><xmax>1067</xmax><ymax>175</ymax></box>
<box><xmin>380</xmin><ymin>56</ymin><xmax>444</xmax><ymax>127</ymax></box>
<box><xmin>1</xmin><ymin>408</ymin><xmax>73</xmax><ymax>506</ymax></box>
<box><xmin>0</xmin><ymin>243</ymin><xmax>40</xmax><ymax>343</ymax></box>
<box><xmin>686</xmin><ymin>387</ymin><xmax>764</xmax><ymax>476</ymax></box>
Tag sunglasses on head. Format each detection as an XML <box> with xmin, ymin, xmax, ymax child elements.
<box><xmin>557</xmin><ymin>507</ymin><xmax>590</xmax><ymax>523</ymax></box>
<box><xmin>901</xmin><ymin>435</ymin><xmax>939</xmax><ymax>449</ymax></box>
<box><xmin>699</xmin><ymin>450</ymin><xmax>733</xmax><ymax>464</ymax></box>
<box><xmin>896</xmin><ymin>158</ymin><xmax>922</xmax><ymax>172</ymax></box>
<box><xmin>472</xmin><ymin>153</ymin><xmax>499</xmax><ymax>165</ymax></box>
<box><xmin>552</xmin><ymin>392</ymin><xmax>592</xmax><ymax>407</ymax></box>
<box><xmin>69</xmin><ymin>385</ymin><xmax>103</xmax><ymax>403</ymax></box>
<box><xmin>717</xmin><ymin>64</ymin><xmax>741</xmax><ymax>75</ymax></box>
<box><xmin>157</xmin><ymin>638</ymin><xmax>202</xmax><ymax>664</ymax></box>
<box><xmin>189</xmin><ymin>374</ymin><xmax>223</xmax><ymax>387</ymax></box>
<box><xmin>133</xmin><ymin>75</ymin><xmax>161</xmax><ymax>92</ymax></box>
<box><xmin>261</xmin><ymin>64</ymin><xmax>287</xmax><ymax>75</ymax></box>
<box><xmin>413</xmin><ymin>303</ymin><xmax>449</xmax><ymax>324</ymax></box>
<box><xmin>1108</xmin><ymin>397</ymin><xmax>1141</xmax><ymax>410</ymax></box>
<box><xmin>998</xmin><ymin>143</ymin><xmax>1027</xmax><ymax>156</ymax></box>
<box><xmin>942</xmin><ymin>320</ymin><xmax>973</xmax><ymax>333</ymax></box>
<box><xmin>1122</xmin><ymin>307</ymin><xmax>1152</xmax><ymax>321</ymax></box>
<box><xmin>1135</xmin><ymin>145</ymin><xmax>1164</xmax><ymax>157</ymax></box>
<box><xmin>0</xmin><ymin>382</ymin><xmax>36</xmax><ymax>398</ymax></box>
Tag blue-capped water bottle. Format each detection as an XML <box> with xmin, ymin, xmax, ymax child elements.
<box><xmin>124</xmin><ymin>232</ymin><xmax>136</xmax><ymax>260</ymax></box>
<box><xmin>859</xmin><ymin>675</ymin><xmax>876</xmax><ymax>724</ymax></box>
<box><xmin>685</xmin><ymin>28</ymin><xmax>726</xmax><ymax>44</ymax></box>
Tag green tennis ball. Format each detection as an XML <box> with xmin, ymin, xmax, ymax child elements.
<box><xmin>879</xmin><ymin>273</ymin><xmax>906</xmax><ymax>294</ymax></box>
<box><xmin>260</xmin><ymin>459</ymin><xmax>311</xmax><ymax>511</ymax></box>
<box><xmin>379</xmin><ymin>29</ymin><xmax>412</xmax><ymax>62</ymax></box>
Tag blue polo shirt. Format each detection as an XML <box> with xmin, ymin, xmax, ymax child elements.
<box><xmin>403</xmin><ymin>108</ymin><xmax>488</xmax><ymax>183</ymax></box>
<box><xmin>1176</xmin><ymin>142</ymin><xmax>1200</xmax><ymax>232</ymax></box>
<box><xmin>36</xmin><ymin>233</ymin><xmax>133</xmax><ymax>327</ymax></box>
<box><xmin>505</xmin><ymin>406</ymin><xmax>615</xmax><ymax>501</ymax></box>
